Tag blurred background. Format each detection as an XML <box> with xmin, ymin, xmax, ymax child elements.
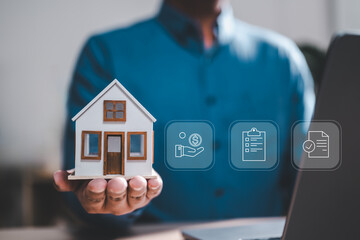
<box><xmin>0</xmin><ymin>0</ymin><xmax>359</xmax><ymax>228</ymax></box>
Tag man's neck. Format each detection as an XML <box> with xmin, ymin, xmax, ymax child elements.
<box><xmin>199</xmin><ymin>17</ymin><xmax>218</xmax><ymax>49</ymax></box>
<box><xmin>166</xmin><ymin>0</ymin><xmax>221</xmax><ymax>49</ymax></box>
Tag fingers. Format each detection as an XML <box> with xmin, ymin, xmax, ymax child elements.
<box><xmin>54</xmin><ymin>169</ymin><xmax>163</xmax><ymax>215</ymax></box>
<box><xmin>146</xmin><ymin>176</ymin><xmax>163</xmax><ymax>199</ymax></box>
<box><xmin>53</xmin><ymin>170</ymin><xmax>78</xmax><ymax>192</ymax></box>
<box><xmin>80</xmin><ymin>178</ymin><xmax>107</xmax><ymax>213</ymax></box>
<box><xmin>128</xmin><ymin>176</ymin><xmax>147</xmax><ymax>209</ymax></box>
<box><xmin>188</xmin><ymin>148</ymin><xmax>196</xmax><ymax>153</ymax></box>
<box><xmin>194</xmin><ymin>147</ymin><xmax>204</xmax><ymax>156</ymax></box>
<box><xmin>105</xmin><ymin>177</ymin><xmax>129</xmax><ymax>215</ymax></box>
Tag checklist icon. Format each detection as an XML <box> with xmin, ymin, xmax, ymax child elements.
<box><xmin>242</xmin><ymin>127</ymin><xmax>266</xmax><ymax>161</ymax></box>
<box><xmin>230</xmin><ymin>121</ymin><xmax>279</xmax><ymax>170</ymax></box>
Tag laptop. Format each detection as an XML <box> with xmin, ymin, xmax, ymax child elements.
<box><xmin>182</xmin><ymin>33</ymin><xmax>360</xmax><ymax>240</ymax></box>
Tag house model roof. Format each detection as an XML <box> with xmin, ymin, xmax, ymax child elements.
<box><xmin>72</xmin><ymin>79</ymin><xmax>156</xmax><ymax>122</ymax></box>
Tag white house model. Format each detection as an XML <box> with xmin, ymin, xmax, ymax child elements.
<box><xmin>68</xmin><ymin>79</ymin><xmax>156</xmax><ymax>180</ymax></box>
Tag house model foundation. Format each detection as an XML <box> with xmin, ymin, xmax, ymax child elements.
<box><xmin>68</xmin><ymin>79</ymin><xmax>156</xmax><ymax>180</ymax></box>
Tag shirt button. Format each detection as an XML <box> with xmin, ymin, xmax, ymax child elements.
<box><xmin>214</xmin><ymin>188</ymin><xmax>225</xmax><ymax>197</ymax></box>
<box><xmin>205</xmin><ymin>96</ymin><xmax>217</xmax><ymax>106</ymax></box>
<box><xmin>214</xmin><ymin>140</ymin><xmax>221</xmax><ymax>150</ymax></box>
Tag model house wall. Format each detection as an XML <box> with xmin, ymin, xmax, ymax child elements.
<box><xmin>72</xmin><ymin>79</ymin><xmax>156</xmax><ymax>178</ymax></box>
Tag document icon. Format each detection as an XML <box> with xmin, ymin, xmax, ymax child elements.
<box><xmin>302</xmin><ymin>131</ymin><xmax>330</xmax><ymax>158</ymax></box>
<box><xmin>242</xmin><ymin>127</ymin><xmax>266</xmax><ymax>161</ymax></box>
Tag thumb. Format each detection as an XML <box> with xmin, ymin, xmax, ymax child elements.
<box><xmin>53</xmin><ymin>169</ymin><xmax>77</xmax><ymax>192</ymax></box>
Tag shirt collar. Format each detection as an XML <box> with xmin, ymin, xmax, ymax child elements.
<box><xmin>156</xmin><ymin>2</ymin><xmax>235</xmax><ymax>54</ymax></box>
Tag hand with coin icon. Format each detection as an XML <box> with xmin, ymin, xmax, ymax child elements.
<box><xmin>175</xmin><ymin>132</ymin><xmax>205</xmax><ymax>158</ymax></box>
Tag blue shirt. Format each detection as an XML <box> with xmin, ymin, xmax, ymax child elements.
<box><xmin>64</xmin><ymin>2</ymin><xmax>315</xmax><ymax>227</ymax></box>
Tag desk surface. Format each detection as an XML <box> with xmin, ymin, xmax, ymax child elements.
<box><xmin>0</xmin><ymin>217</ymin><xmax>285</xmax><ymax>240</ymax></box>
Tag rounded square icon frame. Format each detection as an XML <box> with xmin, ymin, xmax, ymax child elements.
<box><xmin>291</xmin><ymin>120</ymin><xmax>342</xmax><ymax>171</ymax></box>
<box><xmin>228</xmin><ymin>120</ymin><xmax>280</xmax><ymax>171</ymax></box>
<box><xmin>164</xmin><ymin>120</ymin><xmax>215</xmax><ymax>171</ymax></box>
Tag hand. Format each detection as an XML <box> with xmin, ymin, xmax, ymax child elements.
<box><xmin>53</xmin><ymin>169</ymin><xmax>163</xmax><ymax>215</ymax></box>
<box><xmin>184</xmin><ymin>146</ymin><xmax>204</xmax><ymax>157</ymax></box>
<box><xmin>175</xmin><ymin>144</ymin><xmax>204</xmax><ymax>158</ymax></box>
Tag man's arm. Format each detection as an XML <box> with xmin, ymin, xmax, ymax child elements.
<box><xmin>279</xmin><ymin>43</ymin><xmax>316</xmax><ymax>213</ymax></box>
<box><xmin>54</xmin><ymin>36</ymin><xmax>162</xmax><ymax>229</ymax></box>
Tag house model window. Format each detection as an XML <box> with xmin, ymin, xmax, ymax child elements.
<box><xmin>104</xmin><ymin>100</ymin><xmax>126</xmax><ymax>121</ymax></box>
<box><xmin>127</xmin><ymin>132</ymin><xmax>147</xmax><ymax>160</ymax></box>
<box><xmin>81</xmin><ymin>131</ymin><xmax>102</xmax><ymax>160</ymax></box>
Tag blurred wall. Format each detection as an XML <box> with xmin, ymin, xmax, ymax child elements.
<box><xmin>0</xmin><ymin>0</ymin><xmax>160</xmax><ymax>171</ymax></box>
<box><xmin>0</xmin><ymin>0</ymin><xmax>359</xmax><ymax>172</ymax></box>
<box><xmin>231</xmin><ymin>0</ymin><xmax>332</xmax><ymax>48</ymax></box>
<box><xmin>334</xmin><ymin>0</ymin><xmax>360</xmax><ymax>33</ymax></box>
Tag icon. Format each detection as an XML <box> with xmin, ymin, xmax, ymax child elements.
<box><xmin>302</xmin><ymin>131</ymin><xmax>329</xmax><ymax>158</ymax></box>
<box><xmin>230</xmin><ymin>121</ymin><xmax>278</xmax><ymax>170</ymax></box>
<box><xmin>189</xmin><ymin>133</ymin><xmax>202</xmax><ymax>147</ymax></box>
<box><xmin>165</xmin><ymin>121</ymin><xmax>214</xmax><ymax>170</ymax></box>
<box><xmin>175</xmin><ymin>132</ymin><xmax>204</xmax><ymax>158</ymax></box>
<box><xmin>179</xmin><ymin>132</ymin><xmax>186</xmax><ymax>139</ymax></box>
<box><xmin>175</xmin><ymin>145</ymin><xmax>204</xmax><ymax>158</ymax></box>
<box><xmin>302</xmin><ymin>140</ymin><xmax>315</xmax><ymax>153</ymax></box>
<box><xmin>242</xmin><ymin>127</ymin><xmax>266</xmax><ymax>161</ymax></box>
<box><xmin>292</xmin><ymin>121</ymin><xmax>340</xmax><ymax>170</ymax></box>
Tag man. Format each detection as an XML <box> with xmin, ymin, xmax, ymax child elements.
<box><xmin>54</xmin><ymin>0</ymin><xmax>315</xmax><ymax>232</ymax></box>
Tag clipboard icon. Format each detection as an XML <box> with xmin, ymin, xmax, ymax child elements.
<box><xmin>242</xmin><ymin>127</ymin><xmax>266</xmax><ymax>161</ymax></box>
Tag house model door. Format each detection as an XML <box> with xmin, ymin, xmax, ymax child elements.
<box><xmin>104</xmin><ymin>132</ymin><xmax>124</xmax><ymax>175</ymax></box>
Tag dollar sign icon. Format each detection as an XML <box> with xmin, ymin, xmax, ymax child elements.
<box><xmin>189</xmin><ymin>133</ymin><xmax>202</xmax><ymax>147</ymax></box>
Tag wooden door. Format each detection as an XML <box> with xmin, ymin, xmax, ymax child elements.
<box><xmin>104</xmin><ymin>132</ymin><xmax>124</xmax><ymax>175</ymax></box>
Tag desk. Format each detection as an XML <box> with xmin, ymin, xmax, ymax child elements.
<box><xmin>0</xmin><ymin>217</ymin><xmax>285</xmax><ymax>240</ymax></box>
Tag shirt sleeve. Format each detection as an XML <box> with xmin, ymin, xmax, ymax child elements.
<box><xmin>62</xmin><ymin>36</ymin><xmax>143</xmax><ymax>232</ymax></box>
<box><xmin>279</xmin><ymin>43</ymin><xmax>316</xmax><ymax>213</ymax></box>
